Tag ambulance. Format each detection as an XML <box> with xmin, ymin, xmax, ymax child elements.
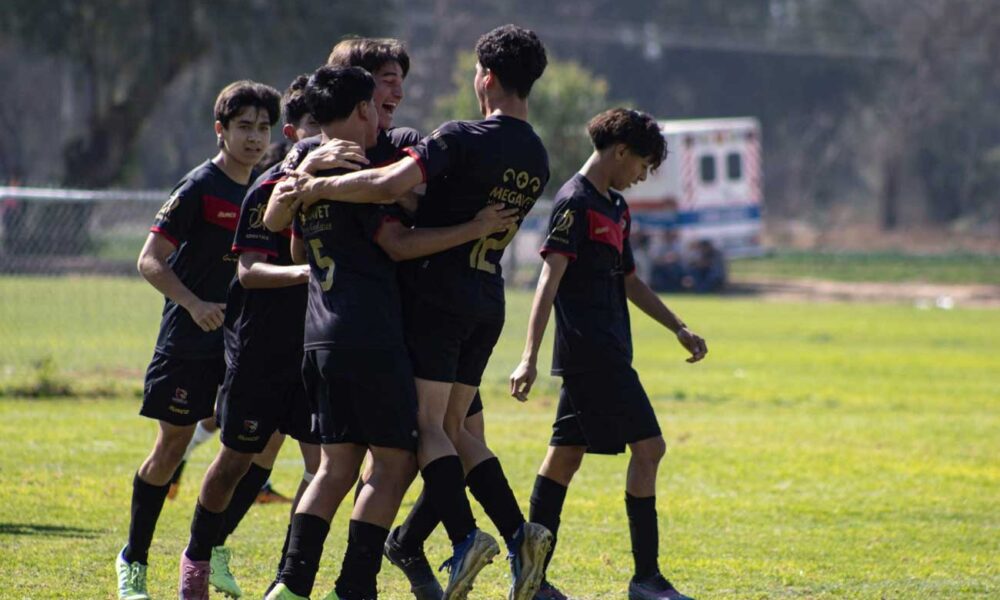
<box><xmin>624</xmin><ymin>117</ymin><xmax>764</xmax><ymax>257</ymax></box>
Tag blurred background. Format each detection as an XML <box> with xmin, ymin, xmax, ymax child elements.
<box><xmin>1</xmin><ymin>0</ymin><xmax>1000</xmax><ymax>388</ymax></box>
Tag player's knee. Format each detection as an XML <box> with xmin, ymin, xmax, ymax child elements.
<box><xmin>631</xmin><ymin>437</ymin><xmax>666</xmax><ymax>464</ymax></box>
<box><xmin>547</xmin><ymin>446</ymin><xmax>585</xmax><ymax>477</ymax></box>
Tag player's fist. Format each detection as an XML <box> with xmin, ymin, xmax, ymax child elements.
<box><xmin>509</xmin><ymin>359</ymin><xmax>538</xmax><ymax>402</ymax></box>
<box><xmin>473</xmin><ymin>204</ymin><xmax>520</xmax><ymax>237</ymax></box>
<box><xmin>187</xmin><ymin>299</ymin><xmax>226</xmax><ymax>332</ymax></box>
<box><xmin>298</xmin><ymin>138</ymin><xmax>369</xmax><ymax>175</ymax></box>
<box><xmin>676</xmin><ymin>327</ymin><xmax>707</xmax><ymax>363</ymax></box>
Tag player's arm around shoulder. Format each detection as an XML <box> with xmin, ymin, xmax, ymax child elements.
<box><xmin>624</xmin><ymin>272</ymin><xmax>708</xmax><ymax>363</ymax></box>
<box><xmin>375</xmin><ymin>202</ymin><xmax>518</xmax><ymax>262</ymax></box>
<box><xmin>297</xmin><ymin>156</ymin><xmax>424</xmax><ymax>210</ymax></box>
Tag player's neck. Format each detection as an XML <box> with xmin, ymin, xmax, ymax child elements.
<box><xmin>483</xmin><ymin>94</ymin><xmax>529</xmax><ymax>122</ymax></box>
<box><xmin>212</xmin><ymin>151</ymin><xmax>254</xmax><ymax>185</ymax></box>
<box><xmin>320</xmin><ymin>122</ymin><xmax>366</xmax><ymax>149</ymax></box>
<box><xmin>580</xmin><ymin>153</ymin><xmax>614</xmax><ymax>200</ymax></box>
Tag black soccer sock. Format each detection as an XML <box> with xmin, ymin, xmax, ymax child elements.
<box><xmin>123</xmin><ymin>472</ymin><xmax>171</xmax><ymax>565</ymax></box>
<box><xmin>169</xmin><ymin>460</ymin><xmax>187</xmax><ymax>486</ymax></box>
<box><xmin>394</xmin><ymin>485</ymin><xmax>440</xmax><ymax>555</ymax></box>
<box><xmin>278</xmin><ymin>512</ymin><xmax>331</xmax><ymax>597</ymax></box>
<box><xmin>421</xmin><ymin>455</ymin><xmax>477</xmax><ymax>546</ymax></box>
<box><xmin>334</xmin><ymin>520</ymin><xmax>390</xmax><ymax>600</ymax></box>
<box><xmin>217</xmin><ymin>463</ymin><xmax>271</xmax><ymax>546</ymax></box>
<box><xmin>466</xmin><ymin>457</ymin><xmax>525</xmax><ymax>546</ymax></box>
<box><xmin>186</xmin><ymin>501</ymin><xmax>226</xmax><ymax>561</ymax></box>
<box><xmin>530</xmin><ymin>475</ymin><xmax>568</xmax><ymax>575</ymax></box>
<box><xmin>275</xmin><ymin>523</ymin><xmax>292</xmax><ymax>581</ymax></box>
<box><xmin>625</xmin><ymin>493</ymin><xmax>659</xmax><ymax>581</ymax></box>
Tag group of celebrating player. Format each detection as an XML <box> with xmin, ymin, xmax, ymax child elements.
<box><xmin>115</xmin><ymin>23</ymin><xmax>708</xmax><ymax>600</ymax></box>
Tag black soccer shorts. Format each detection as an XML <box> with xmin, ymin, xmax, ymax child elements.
<box><xmin>302</xmin><ymin>347</ymin><xmax>419</xmax><ymax>451</ymax></box>
<box><xmin>217</xmin><ymin>360</ymin><xmax>319</xmax><ymax>453</ymax></box>
<box><xmin>141</xmin><ymin>352</ymin><xmax>225</xmax><ymax>426</ymax></box>
<box><xmin>550</xmin><ymin>366</ymin><xmax>662</xmax><ymax>455</ymax></box>
<box><xmin>403</xmin><ymin>295</ymin><xmax>504</xmax><ymax>387</ymax></box>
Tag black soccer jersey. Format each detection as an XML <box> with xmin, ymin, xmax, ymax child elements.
<box><xmin>541</xmin><ymin>174</ymin><xmax>637</xmax><ymax>375</ymax></box>
<box><xmin>295</xmin><ymin>168</ymin><xmax>409</xmax><ymax>350</ymax></box>
<box><xmin>224</xmin><ymin>161</ymin><xmax>308</xmax><ymax>373</ymax></box>
<box><xmin>282</xmin><ymin>127</ymin><xmax>421</xmax><ymax>174</ymax></box>
<box><xmin>150</xmin><ymin>160</ymin><xmax>250</xmax><ymax>359</ymax></box>
<box><xmin>401</xmin><ymin>116</ymin><xmax>550</xmax><ymax>320</ymax></box>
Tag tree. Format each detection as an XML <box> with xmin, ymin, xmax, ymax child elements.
<box><xmin>430</xmin><ymin>51</ymin><xmax>616</xmax><ymax>193</ymax></box>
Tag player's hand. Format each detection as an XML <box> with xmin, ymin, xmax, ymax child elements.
<box><xmin>509</xmin><ymin>359</ymin><xmax>537</xmax><ymax>402</ymax></box>
<box><xmin>473</xmin><ymin>204</ymin><xmax>520</xmax><ymax>237</ymax></box>
<box><xmin>298</xmin><ymin>138</ymin><xmax>368</xmax><ymax>175</ymax></box>
<box><xmin>272</xmin><ymin>175</ymin><xmax>303</xmax><ymax>210</ymax></box>
<box><xmin>287</xmin><ymin>172</ymin><xmax>320</xmax><ymax>208</ymax></box>
<box><xmin>187</xmin><ymin>299</ymin><xmax>226</xmax><ymax>332</ymax></box>
<box><xmin>676</xmin><ymin>327</ymin><xmax>707</xmax><ymax>363</ymax></box>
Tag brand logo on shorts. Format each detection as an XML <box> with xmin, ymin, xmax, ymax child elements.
<box><xmin>244</xmin><ymin>420</ymin><xmax>259</xmax><ymax>433</ymax></box>
<box><xmin>172</xmin><ymin>387</ymin><xmax>189</xmax><ymax>404</ymax></box>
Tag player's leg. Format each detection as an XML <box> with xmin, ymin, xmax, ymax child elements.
<box><xmin>451</xmin><ymin>320</ymin><xmax>551</xmax><ymax>600</ymax></box>
<box><xmin>268</xmin><ymin>442</ymin><xmax>367</xmax><ymax>599</ymax></box>
<box><xmin>531</xmin><ymin>443</ymin><xmax>585</xmax><ymax>600</ymax></box>
<box><xmin>615</xmin><ymin>369</ymin><xmax>693</xmax><ymax>600</ymax></box>
<box><xmin>169</xmin><ymin>416</ymin><xmax>219</xmax><ymax>500</ymax></box>
<box><xmin>120</xmin><ymin>354</ymin><xmax>220</xmax><ymax>600</ymax></box>
<box><xmin>255</xmin><ymin>432</ymin><xmax>293</xmax><ymax>504</ymax></box>
<box><xmin>333</xmin><ymin>445</ymin><xmax>417</xmax><ymax>599</ymax></box>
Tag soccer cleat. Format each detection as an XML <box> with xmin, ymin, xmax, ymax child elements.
<box><xmin>209</xmin><ymin>546</ymin><xmax>242</xmax><ymax>598</ymax></box>
<box><xmin>264</xmin><ymin>583</ymin><xmax>309</xmax><ymax>600</ymax></box>
<box><xmin>383</xmin><ymin>527</ymin><xmax>444</xmax><ymax>600</ymax></box>
<box><xmin>115</xmin><ymin>546</ymin><xmax>150</xmax><ymax>600</ymax></box>
<box><xmin>534</xmin><ymin>580</ymin><xmax>569</xmax><ymax>600</ymax></box>
<box><xmin>628</xmin><ymin>573</ymin><xmax>695</xmax><ymax>600</ymax></box>
<box><xmin>256</xmin><ymin>481</ymin><xmax>293</xmax><ymax>504</ymax></box>
<box><xmin>438</xmin><ymin>529</ymin><xmax>500</xmax><ymax>600</ymax></box>
<box><xmin>507</xmin><ymin>523</ymin><xmax>553</xmax><ymax>600</ymax></box>
<box><xmin>179</xmin><ymin>551</ymin><xmax>211</xmax><ymax>600</ymax></box>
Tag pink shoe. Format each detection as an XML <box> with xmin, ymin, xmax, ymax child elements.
<box><xmin>179</xmin><ymin>552</ymin><xmax>210</xmax><ymax>600</ymax></box>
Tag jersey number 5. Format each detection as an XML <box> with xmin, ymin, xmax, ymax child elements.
<box><xmin>309</xmin><ymin>239</ymin><xmax>335</xmax><ymax>291</ymax></box>
<box><xmin>469</xmin><ymin>223</ymin><xmax>519</xmax><ymax>274</ymax></box>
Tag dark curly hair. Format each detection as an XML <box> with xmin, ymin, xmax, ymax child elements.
<box><xmin>214</xmin><ymin>80</ymin><xmax>281</xmax><ymax>128</ymax></box>
<box><xmin>305</xmin><ymin>66</ymin><xmax>375</xmax><ymax>125</ymax></box>
<box><xmin>327</xmin><ymin>37</ymin><xmax>410</xmax><ymax>78</ymax></box>
<box><xmin>281</xmin><ymin>74</ymin><xmax>311</xmax><ymax>125</ymax></box>
<box><xmin>587</xmin><ymin>108</ymin><xmax>667</xmax><ymax>169</ymax></box>
<box><xmin>475</xmin><ymin>24</ymin><xmax>547</xmax><ymax>98</ymax></box>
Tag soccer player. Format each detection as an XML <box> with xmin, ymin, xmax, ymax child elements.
<box><xmin>275</xmin><ymin>24</ymin><xmax>554</xmax><ymax>600</ymax></box>
<box><xmin>116</xmin><ymin>80</ymin><xmax>280</xmax><ymax>600</ymax></box>
<box><xmin>177</xmin><ymin>75</ymin><xmax>346</xmax><ymax>600</ymax></box>
<box><xmin>262</xmin><ymin>65</ymin><xmax>517</xmax><ymax>600</ymax></box>
<box><xmin>509</xmin><ymin>108</ymin><xmax>708</xmax><ymax>600</ymax></box>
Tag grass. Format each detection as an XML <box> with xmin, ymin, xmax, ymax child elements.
<box><xmin>730</xmin><ymin>250</ymin><xmax>1000</xmax><ymax>285</ymax></box>
<box><xmin>1</xmin><ymin>277</ymin><xmax>999</xmax><ymax>598</ymax></box>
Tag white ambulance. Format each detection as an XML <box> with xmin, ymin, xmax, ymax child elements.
<box><xmin>624</xmin><ymin>117</ymin><xmax>764</xmax><ymax>257</ymax></box>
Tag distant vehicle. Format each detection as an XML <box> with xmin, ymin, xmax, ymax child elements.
<box><xmin>624</xmin><ymin>117</ymin><xmax>764</xmax><ymax>257</ymax></box>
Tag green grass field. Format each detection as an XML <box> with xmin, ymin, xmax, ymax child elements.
<box><xmin>1</xmin><ymin>277</ymin><xmax>999</xmax><ymax>598</ymax></box>
<box><xmin>730</xmin><ymin>251</ymin><xmax>1000</xmax><ymax>284</ymax></box>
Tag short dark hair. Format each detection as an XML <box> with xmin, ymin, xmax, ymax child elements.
<box><xmin>587</xmin><ymin>108</ymin><xmax>668</xmax><ymax>170</ymax></box>
<box><xmin>327</xmin><ymin>37</ymin><xmax>410</xmax><ymax>78</ymax></box>
<box><xmin>305</xmin><ymin>66</ymin><xmax>375</xmax><ymax>125</ymax></box>
<box><xmin>282</xmin><ymin>74</ymin><xmax>312</xmax><ymax>125</ymax></box>
<box><xmin>214</xmin><ymin>80</ymin><xmax>281</xmax><ymax>128</ymax></box>
<box><xmin>475</xmin><ymin>24</ymin><xmax>547</xmax><ymax>98</ymax></box>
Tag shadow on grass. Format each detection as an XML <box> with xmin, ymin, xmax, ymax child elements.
<box><xmin>0</xmin><ymin>522</ymin><xmax>100</xmax><ymax>538</ymax></box>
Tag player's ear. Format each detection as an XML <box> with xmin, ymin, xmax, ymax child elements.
<box><xmin>215</xmin><ymin>121</ymin><xmax>225</xmax><ymax>149</ymax></box>
<box><xmin>614</xmin><ymin>143</ymin><xmax>629</xmax><ymax>161</ymax></box>
<box><xmin>282</xmin><ymin>123</ymin><xmax>297</xmax><ymax>142</ymax></box>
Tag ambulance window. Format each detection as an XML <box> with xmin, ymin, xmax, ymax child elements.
<box><xmin>727</xmin><ymin>153</ymin><xmax>742</xmax><ymax>180</ymax></box>
<box><xmin>700</xmin><ymin>155</ymin><xmax>716</xmax><ymax>183</ymax></box>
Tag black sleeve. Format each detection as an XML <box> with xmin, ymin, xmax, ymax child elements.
<box><xmin>150</xmin><ymin>177</ymin><xmax>201</xmax><ymax>247</ymax></box>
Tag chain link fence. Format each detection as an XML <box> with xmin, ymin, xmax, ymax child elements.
<box><xmin>0</xmin><ymin>187</ymin><xmax>552</xmax><ymax>395</ymax></box>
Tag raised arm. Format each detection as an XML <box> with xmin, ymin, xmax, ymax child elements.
<box><xmin>509</xmin><ymin>253</ymin><xmax>571</xmax><ymax>402</ymax></box>
<box><xmin>624</xmin><ymin>272</ymin><xmax>708</xmax><ymax>363</ymax></box>
<box><xmin>137</xmin><ymin>232</ymin><xmax>225</xmax><ymax>332</ymax></box>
